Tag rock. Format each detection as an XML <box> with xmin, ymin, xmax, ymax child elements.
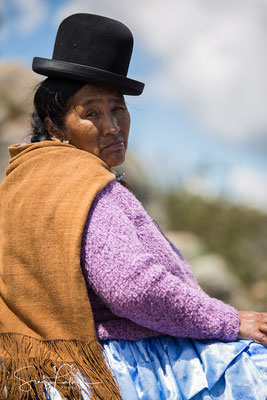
<box><xmin>0</xmin><ymin>62</ymin><xmax>40</xmax><ymax>182</ymax></box>
<box><xmin>0</xmin><ymin>62</ymin><xmax>39</xmax><ymax>124</ymax></box>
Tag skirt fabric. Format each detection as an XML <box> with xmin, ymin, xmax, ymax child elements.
<box><xmin>42</xmin><ymin>335</ymin><xmax>267</xmax><ymax>399</ymax></box>
<box><xmin>98</xmin><ymin>336</ymin><xmax>267</xmax><ymax>400</ymax></box>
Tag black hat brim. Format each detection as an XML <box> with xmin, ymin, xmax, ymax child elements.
<box><xmin>32</xmin><ymin>57</ymin><xmax>144</xmax><ymax>96</ymax></box>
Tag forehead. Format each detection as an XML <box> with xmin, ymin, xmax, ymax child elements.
<box><xmin>72</xmin><ymin>83</ymin><xmax>123</xmax><ymax>106</ymax></box>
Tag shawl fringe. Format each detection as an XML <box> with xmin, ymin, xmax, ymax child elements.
<box><xmin>0</xmin><ymin>332</ymin><xmax>122</xmax><ymax>400</ymax></box>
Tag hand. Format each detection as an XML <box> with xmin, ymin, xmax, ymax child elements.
<box><xmin>237</xmin><ymin>311</ymin><xmax>267</xmax><ymax>346</ymax></box>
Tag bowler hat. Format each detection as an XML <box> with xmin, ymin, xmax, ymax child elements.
<box><xmin>32</xmin><ymin>13</ymin><xmax>144</xmax><ymax>95</ymax></box>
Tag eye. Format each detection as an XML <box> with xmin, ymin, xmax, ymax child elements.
<box><xmin>112</xmin><ymin>106</ymin><xmax>125</xmax><ymax>113</ymax></box>
<box><xmin>86</xmin><ymin>110</ymin><xmax>97</xmax><ymax>118</ymax></box>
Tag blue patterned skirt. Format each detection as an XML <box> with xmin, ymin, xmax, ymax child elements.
<box><xmin>98</xmin><ymin>335</ymin><xmax>267</xmax><ymax>400</ymax></box>
<box><xmin>42</xmin><ymin>335</ymin><xmax>267</xmax><ymax>399</ymax></box>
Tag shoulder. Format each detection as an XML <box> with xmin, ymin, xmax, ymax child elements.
<box><xmin>90</xmin><ymin>179</ymin><xmax>145</xmax><ymax>218</ymax></box>
<box><xmin>82</xmin><ymin>179</ymin><xmax>151</xmax><ymax>244</ymax></box>
<box><xmin>81</xmin><ymin>180</ymin><xmax>145</xmax><ymax>262</ymax></box>
<box><xmin>84</xmin><ymin>180</ymin><xmax>135</xmax><ymax>236</ymax></box>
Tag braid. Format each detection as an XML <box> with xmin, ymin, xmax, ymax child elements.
<box><xmin>30</xmin><ymin>109</ymin><xmax>51</xmax><ymax>143</ymax></box>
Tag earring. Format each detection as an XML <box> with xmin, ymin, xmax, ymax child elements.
<box><xmin>62</xmin><ymin>140</ymin><xmax>69</xmax><ymax>144</ymax></box>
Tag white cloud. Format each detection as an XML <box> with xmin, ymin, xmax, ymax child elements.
<box><xmin>54</xmin><ymin>0</ymin><xmax>128</xmax><ymax>27</ymax></box>
<box><xmin>2</xmin><ymin>0</ymin><xmax>48</xmax><ymax>36</ymax></box>
<box><xmin>55</xmin><ymin>0</ymin><xmax>267</xmax><ymax>144</ymax></box>
<box><xmin>227</xmin><ymin>166</ymin><xmax>267</xmax><ymax>212</ymax></box>
<box><xmin>16</xmin><ymin>0</ymin><xmax>48</xmax><ymax>34</ymax></box>
<box><xmin>176</xmin><ymin>165</ymin><xmax>267</xmax><ymax>213</ymax></box>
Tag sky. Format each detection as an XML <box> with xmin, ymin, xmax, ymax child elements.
<box><xmin>1</xmin><ymin>0</ymin><xmax>267</xmax><ymax>212</ymax></box>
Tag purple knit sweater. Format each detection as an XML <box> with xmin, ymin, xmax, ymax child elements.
<box><xmin>81</xmin><ymin>180</ymin><xmax>240</xmax><ymax>342</ymax></box>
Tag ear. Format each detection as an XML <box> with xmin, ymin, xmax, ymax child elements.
<box><xmin>44</xmin><ymin>117</ymin><xmax>62</xmax><ymax>142</ymax></box>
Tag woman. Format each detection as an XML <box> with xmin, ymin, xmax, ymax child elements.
<box><xmin>1</xmin><ymin>13</ymin><xmax>267</xmax><ymax>400</ymax></box>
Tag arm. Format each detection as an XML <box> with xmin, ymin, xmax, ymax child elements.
<box><xmin>82</xmin><ymin>184</ymin><xmax>240</xmax><ymax>342</ymax></box>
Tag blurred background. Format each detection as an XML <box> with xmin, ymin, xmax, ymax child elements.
<box><xmin>0</xmin><ymin>0</ymin><xmax>266</xmax><ymax>310</ymax></box>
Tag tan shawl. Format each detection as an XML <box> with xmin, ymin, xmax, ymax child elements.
<box><xmin>0</xmin><ymin>141</ymin><xmax>123</xmax><ymax>399</ymax></box>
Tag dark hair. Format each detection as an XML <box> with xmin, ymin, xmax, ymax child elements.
<box><xmin>30</xmin><ymin>78</ymin><xmax>86</xmax><ymax>143</ymax></box>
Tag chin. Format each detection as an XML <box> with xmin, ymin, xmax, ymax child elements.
<box><xmin>104</xmin><ymin>151</ymin><xmax>126</xmax><ymax>168</ymax></box>
<box><xmin>106</xmin><ymin>155</ymin><xmax>125</xmax><ymax>168</ymax></box>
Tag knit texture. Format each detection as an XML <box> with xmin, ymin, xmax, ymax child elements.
<box><xmin>81</xmin><ymin>180</ymin><xmax>240</xmax><ymax>342</ymax></box>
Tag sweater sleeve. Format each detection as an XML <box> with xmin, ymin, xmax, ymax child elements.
<box><xmin>82</xmin><ymin>183</ymin><xmax>240</xmax><ymax>342</ymax></box>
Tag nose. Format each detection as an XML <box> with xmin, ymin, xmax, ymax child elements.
<box><xmin>101</xmin><ymin>113</ymin><xmax>120</xmax><ymax>136</ymax></box>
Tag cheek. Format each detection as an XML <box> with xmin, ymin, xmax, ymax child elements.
<box><xmin>120</xmin><ymin>113</ymin><xmax>130</xmax><ymax>136</ymax></box>
<box><xmin>64</xmin><ymin>115</ymin><xmax>82</xmax><ymax>137</ymax></box>
<box><xmin>66</xmin><ymin>118</ymin><xmax>98</xmax><ymax>145</ymax></box>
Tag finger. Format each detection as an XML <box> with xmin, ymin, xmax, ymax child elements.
<box><xmin>258</xmin><ymin>313</ymin><xmax>267</xmax><ymax>322</ymax></box>
<box><xmin>252</xmin><ymin>332</ymin><xmax>267</xmax><ymax>347</ymax></box>
<box><xmin>259</xmin><ymin>324</ymin><xmax>267</xmax><ymax>334</ymax></box>
<box><xmin>239</xmin><ymin>311</ymin><xmax>260</xmax><ymax>318</ymax></box>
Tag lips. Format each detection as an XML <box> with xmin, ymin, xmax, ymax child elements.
<box><xmin>103</xmin><ymin>139</ymin><xmax>124</xmax><ymax>149</ymax></box>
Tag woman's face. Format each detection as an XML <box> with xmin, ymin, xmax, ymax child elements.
<box><xmin>50</xmin><ymin>83</ymin><xmax>130</xmax><ymax>168</ymax></box>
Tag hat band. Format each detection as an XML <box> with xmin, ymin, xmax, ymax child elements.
<box><xmin>32</xmin><ymin>57</ymin><xmax>144</xmax><ymax>95</ymax></box>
